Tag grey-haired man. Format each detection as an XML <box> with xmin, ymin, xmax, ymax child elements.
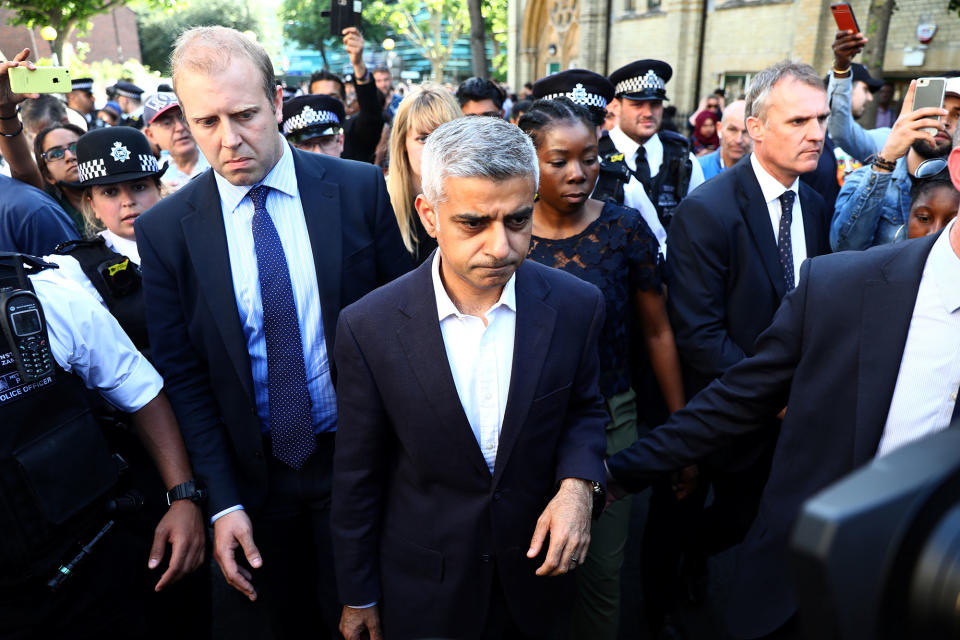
<box><xmin>331</xmin><ymin>116</ymin><xmax>608</xmax><ymax>640</ymax></box>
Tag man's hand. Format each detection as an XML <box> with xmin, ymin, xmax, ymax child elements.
<box><xmin>527</xmin><ymin>478</ymin><xmax>592</xmax><ymax>576</ymax></box>
<box><xmin>213</xmin><ymin>509</ymin><xmax>262</xmax><ymax>601</ymax></box>
<box><xmin>832</xmin><ymin>30</ymin><xmax>868</xmax><ymax>72</ymax></box>
<box><xmin>148</xmin><ymin>500</ymin><xmax>206</xmax><ymax>592</ymax></box>
<box><xmin>340</xmin><ymin>605</ymin><xmax>383</xmax><ymax>640</ymax></box>
<box><xmin>0</xmin><ymin>48</ymin><xmax>38</xmax><ymax>116</ymax></box>
<box><xmin>342</xmin><ymin>27</ymin><xmax>367</xmax><ymax>80</ymax></box>
<box><xmin>671</xmin><ymin>465</ymin><xmax>700</xmax><ymax>501</ymax></box>
<box><xmin>879</xmin><ymin>80</ymin><xmax>948</xmax><ymax>163</ymax></box>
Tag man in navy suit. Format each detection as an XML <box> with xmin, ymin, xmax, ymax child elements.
<box><xmin>331</xmin><ymin>117</ymin><xmax>608</xmax><ymax>640</ymax></box>
<box><xmin>135</xmin><ymin>26</ymin><xmax>411</xmax><ymax>638</ymax></box>
<box><xmin>640</xmin><ymin>61</ymin><xmax>833</xmax><ymax>635</ymax></box>
<box><xmin>607</xmin><ymin>116</ymin><xmax>960</xmax><ymax>640</ymax></box>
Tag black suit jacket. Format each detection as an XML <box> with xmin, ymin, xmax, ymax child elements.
<box><xmin>135</xmin><ymin>146</ymin><xmax>412</xmax><ymax>515</ymax></box>
<box><xmin>667</xmin><ymin>155</ymin><xmax>831</xmax><ymax>393</ymax></box>
<box><xmin>331</xmin><ymin>256</ymin><xmax>608</xmax><ymax>640</ymax></box>
<box><xmin>608</xmin><ymin>234</ymin><xmax>938</xmax><ymax>638</ymax></box>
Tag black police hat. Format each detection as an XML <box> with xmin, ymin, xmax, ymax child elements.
<box><xmin>850</xmin><ymin>63</ymin><xmax>885</xmax><ymax>93</ymax></box>
<box><xmin>281</xmin><ymin>95</ymin><xmax>345</xmax><ymax>143</ymax></box>
<box><xmin>609</xmin><ymin>60</ymin><xmax>673</xmax><ymax>101</ymax></box>
<box><xmin>70</xmin><ymin>127</ymin><xmax>167</xmax><ymax>187</ymax></box>
<box><xmin>532</xmin><ymin>69</ymin><xmax>615</xmax><ymax>109</ymax></box>
<box><xmin>109</xmin><ymin>81</ymin><xmax>144</xmax><ymax>100</ymax></box>
<box><xmin>71</xmin><ymin>78</ymin><xmax>94</xmax><ymax>93</ymax></box>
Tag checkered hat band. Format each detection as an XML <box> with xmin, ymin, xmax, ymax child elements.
<box><xmin>615</xmin><ymin>70</ymin><xmax>666</xmax><ymax>96</ymax></box>
<box><xmin>77</xmin><ymin>159</ymin><xmax>107</xmax><ymax>183</ymax></box>
<box><xmin>73</xmin><ymin>81</ymin><xmax>93</xmax><ymax>91</ymax></box>
<box><xmin>283</xmin><ymin>109</ymin><xmax>341</xmax><ymax>135</ymax></box>
<box><xmin>116</xmin><ymin>89</ymin><xmax>141</xmax><ymax>99</ymax></box>
<box><xmin>139</xmin><ymin>154</ymin><xmax>159</xmax><ymax>172</ymax></box>
<box><xmin>541</xmin><ymin>91</ymin><xmax>607</xmax><ymax>109</ymax></box>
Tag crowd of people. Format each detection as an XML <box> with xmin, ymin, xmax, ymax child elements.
<box><xmin>0</xmin><ymin>19</ymin><xmax>958</xmax><ymax>640</ymax></box>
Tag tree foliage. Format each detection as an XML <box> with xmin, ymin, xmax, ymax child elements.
<box><xmin>365</xmin><ymin>0</ymin><xmax>468</xmax><ymax>81</ymax></box>
<box><xmin>136</xmin><ymin>0</ymin><xmax>260</xmax><ymax>75</ymax></box>
<box><xmin>281</xmin><ymin>0</ymin><xmax>387</xmax><ymax>71</ymax></box>
<box><xmin>4</xmin><ymin>0</ymin><xmax>174</xmax><ymax>62</ymax></box>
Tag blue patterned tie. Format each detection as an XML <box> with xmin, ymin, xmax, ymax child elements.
<box><xmin>248</xmin><ymin>185</ymin><xmax>316</xmax><ymax>469</ymax></box>
<box><xmin>778</xmin><ymin>190</ymin><xmax>796</xmax><ymax>293</ymax></box>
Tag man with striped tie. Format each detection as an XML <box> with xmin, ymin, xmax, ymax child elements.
<box><xmin>605</xmin><ymin>110</ymin><xmax>960</xmax><ymax>640</ymax></box>
<box><xmin>134</xmin><ymin>25</ymin><xmax>411</xmax><ymax>639</ymax></box>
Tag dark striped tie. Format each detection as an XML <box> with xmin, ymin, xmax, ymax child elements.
<box><xmin>248</xmin><ymin>185</ymin><xmax>316</xmax><ymax>469</ymax></box>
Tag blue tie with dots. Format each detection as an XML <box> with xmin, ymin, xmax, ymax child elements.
<box><xmin>248</xmin><ymin>185</ymin><xmax>316</xmax><ymax>470</ymax></box>
<box><xmin>778</xmin><ymin>190</ymin><xmax>796</xmax><ymax>293</ymax></box>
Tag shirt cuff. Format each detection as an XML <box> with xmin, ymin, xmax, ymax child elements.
<box><xmin>211</xmin><ymin>504</ymin><xmax>244</xmax><ymax>524</ymax></box>
<box><xmin>102</xmin><ymin>355</ymin><xmax>164</xmax><ymax>413</ymax></box>
<box><xmin>347</xmin><ymin>602</ymin><xmax>378</xmax><ymax>609</ymax></box>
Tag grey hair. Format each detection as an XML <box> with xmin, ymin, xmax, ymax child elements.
<box><xmin>421</xmin><ymin>116</ymin><xmax>539</xmax><ymax>204</ymax></box>
<box><xmin>20</xmin><ymin>95</ymin><xmax>66</xmax><ymax>135</ymax></box>
<box><xmin>745</xmin><ymin>60</ymin><xmax>824</xmax><ymax>123</ymax></box>
<box><xmin>171</xmin><ymin>26</ymin><xmax>276</xmax><ymax>109</ymax></box>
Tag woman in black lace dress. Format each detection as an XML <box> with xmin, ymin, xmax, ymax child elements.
<box><xmin>519</xmin><ymin>98</ymin><xmax>685</xmax><ymax>640</ymax></box>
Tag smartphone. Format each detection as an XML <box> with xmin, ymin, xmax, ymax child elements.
<box><xmin>830</xmin><ymin>3</ymin><xmax>861</xmax><ymax>33</ymax></box>
<box><xmin>8</xmin><ymin>66</ymin><xmax>70</xmax><ymax>94</ymax></box>
<box><xmin>914</xmin><ymin>78</ymin><xmax>947</xmax><ymax>136</ymax></box>
<box><xmin>328</xmin><ymin>0</ymin><xmax>362</xmax><ymax>37</ymax></box>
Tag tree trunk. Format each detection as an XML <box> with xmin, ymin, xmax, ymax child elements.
<box><xmin>430</xmin><ymin>58</ymin><xmax>444</xmax><ymax>82</ymax></box>
<box><xmin>467</xmin><ymin>0</ymin><xmax>488</xmax><ymax>79</ymax></box>
<box><xmin>859</xmin><ymin>0</ymin><xmax>895</xmax><ymax>129</ymax></box>
<box><xmin>318</xmin><ymin>38</ymin><xmax>329</xmax><ymax>70</ymax></box>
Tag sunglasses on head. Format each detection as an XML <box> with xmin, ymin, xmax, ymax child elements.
<box><xmin>42</xmin><ymin>142</ymin><xmax>78</xmax><ymax>161</ymax></box>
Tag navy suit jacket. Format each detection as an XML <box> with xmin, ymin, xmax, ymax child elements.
<box><xmin>331</xmin><ymin>256</ymin><xmax>608</xmax><ymax>640</ymax></box>
<box><xmin>667</xmin><ymin>155</ymin><xmax>831</xmax><ymax>393</ymax></box>
<box><xmin>135</xmin><ymin>146</ymin><xmax>412</xmax><ymax>515</ymax></box>
<box><xmin>608</xmin><ymin>234</ymin><xmax>938</xmax><ymax>638</ymax></box>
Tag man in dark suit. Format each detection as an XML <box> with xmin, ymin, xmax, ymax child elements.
<box><xmin>642</xmin><ymin>60</ymin><xmax>833</xmax><ymax>634</ymax></box>
<box><xmin>331</xmin><ymin>117</ymin><xmax>608</xmax><ymax>640</ymax></box>
<box><xmin>135</xmin><ymin>26</ymin><xmax>411</xmax><ymax>638</ymax></box>
<box><xmin>607</xmin><ymin>125</ymin><xmax>960</xmax><ymax>640</ymax></box>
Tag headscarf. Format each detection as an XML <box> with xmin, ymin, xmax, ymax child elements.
<box><xmin>692</xmin><ymin>110</ymin><xmax>720</xmax><ymax>150</ymax></box>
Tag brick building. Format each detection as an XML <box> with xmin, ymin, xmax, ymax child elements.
<box><xmin>508</xmin><ymin>0</ymin><xmax>960</xmax><ymax>113</ymax></box>
<box><xmin>0</xmin><ymin>7</ymin><xmax>141</xmax><ymax>64</ymax></box>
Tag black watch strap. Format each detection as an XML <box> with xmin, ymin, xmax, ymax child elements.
<box><xmin>165</xmin><ymin>480</ymin><xmax>207</xmax><ymax>506</ymax></box>
<box><xmin>590</xmin><ymin>481</ymin><xmax>606</xmax><ymax>521</ymax></box>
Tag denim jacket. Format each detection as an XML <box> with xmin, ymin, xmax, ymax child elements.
<box><xmin>830</xmin><ymin>157</ymin><xmax>911</xmax><ymax>251</ymax></box>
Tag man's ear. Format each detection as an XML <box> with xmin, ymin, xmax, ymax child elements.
<box><xmin>949</xmin><ymin>145</ymin><xmax>960</xmax><ymax>194</ymax></box>
<box><xmin>273</xmin><ymin>85</ymin><xmax>284</xmax><ymax>124</ymax></box>
<box><xmin>745</xmin><ymin>115</ymin><xmax>763</xmax><ymax>144</ymax></box>
<box><xmin>415</xmin><ymin>194</ymin><xmax>438</xmax><ymax>239</ymax></box>
<box><xmin>143</xmin><ymin>126</ymin><xmax>156</xmax><ymax>144</ymax></box>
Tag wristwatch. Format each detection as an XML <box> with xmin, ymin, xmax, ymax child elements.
<box><xmin>590</xmin><ymin>481</ymin><xmax>606</xmax><ymax>521</ymax></box>
<box><xmin>165</xmin><ymin>480</ymin><xmax>206</xmax><ymax>506</ymax></box>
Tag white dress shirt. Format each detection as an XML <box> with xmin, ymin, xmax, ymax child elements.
<box><xmin>432</xmin><ymin>251</ymin><xmax>516</xmax><ymax>473</ymax></box>
<box><xmin>750</xmin><ymin>153</ymin><xmax>807</xmax><ymax>288</ymax></box>
<box><xmin>607</xmin><ymin>126</ymin><xmax>705</xmax><ymax>256</ymax></box>
<box><xmin>45</xmin><ymin>229</ymin><xmax>142</xmax><ymax>309</ymax></box>
<box><xmin>25</xmin><ymin>268</ymin><xmax>163</xmax><ymax>412</ymax></box>
<box><xmin>877</xmin><ymin>221</ymin><xmax>960</xmax><ymax>457</ymax></box>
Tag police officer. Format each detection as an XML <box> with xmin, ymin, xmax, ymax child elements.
<box><xmin>0</xmin><ymin>254</ymin><xmax>204</xmax><ymax>639</ymax></box>
<box><xmin>281</xmin><ymin>94</ymin><xmax>346</xmax><ymax>158</ymax></box>
<box><xmin>108</xmin><ymin>81</ymin><xmax>145</xmax><ymax>129</ymax></box>
<box><xmin>532</xmin><ymin>69</ymin><xmax>661</xmax><ymax>231</ymax></box>
<box><xmin>608</xmin><ymin>60</ymin><xmax>706</xmax><ymax>253</ymax></box>
<box><xmin>66</xmin><ymin>78</ymin><xmax>104</xmax><ymax>130</ymax></box>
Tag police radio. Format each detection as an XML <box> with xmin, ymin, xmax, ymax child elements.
<box><xmin>0</xmin><ymin>288</ymin><xmax>54</xmax><ymax>383</ymax></box>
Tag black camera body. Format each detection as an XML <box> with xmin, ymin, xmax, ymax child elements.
<box><xmin>791</xmin><ymin>426</ymin><xmax>960</xmax><ymax>640</ymax></box>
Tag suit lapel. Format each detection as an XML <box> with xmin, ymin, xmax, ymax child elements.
<box><xmin>492</xmin><ymin>263</ymin><xmax>556</xmax><ymax>485</ymax></box>
<box><xmin>735</xmin><ymin>160</ymin><xmax>787</xmax><ymax>300</ymax></box>
<box><xmin>292</xmin><ymin>147</ymin><xmax>341</xmax><ymax>357</ymax></box>
<box><xmin>396</xmin><ymin>258</ymin><xmax>491</xmax><ymax>479</ymax></box>
<box><xmin>180</xmin><ymin>172</ymin><xmax>255</xmax><ymax>402</ymax></box>
<box><xmin>853</xmin><ymin>235</ymin><xmax>938</xmax><ymax>463</ymax></box>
